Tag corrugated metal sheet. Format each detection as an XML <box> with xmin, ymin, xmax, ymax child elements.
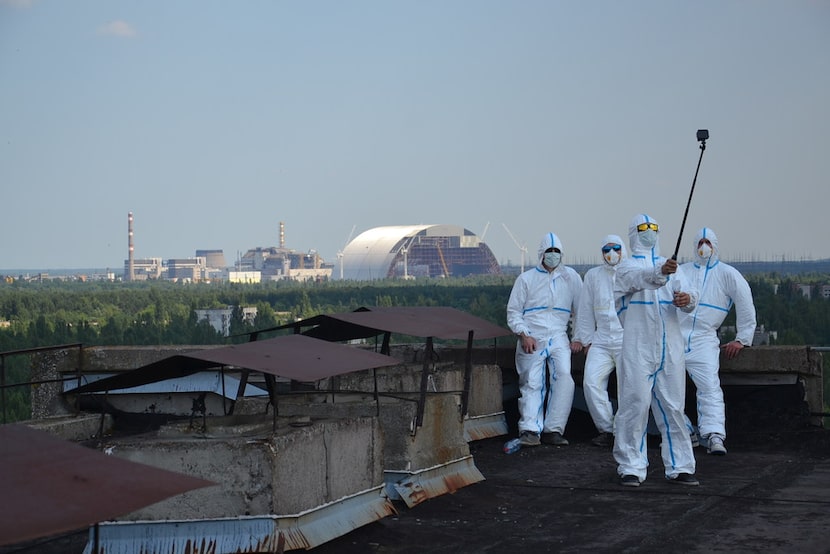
<box><xmin>0</xmin><ymin>424</ymin><xmax>216</xmax><ymax>547</ymax></box>
<box><xmin>386</xmin><ymin>456</ymin><xmax>485</xmax><ymax>508</ymax></box>
<box><xmin>63</xmin><ymin>371</ymin><xmax>267</xmax><ymax>397</ymax></box>
<box><xmin>81</xmin><ymin>485</ymin><xmax>397</xmax><ymax>553</ymax></box>
<box><xmin>70</xmin><ymin>334</ymin><xmax>398</xmax><ymax>394</ymax></box>
<box><xmin>273</xmin><ymin>306</ymin><xmax>512</xmax><ymax>341</ymax></box>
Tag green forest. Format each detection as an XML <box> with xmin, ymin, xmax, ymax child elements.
<box><xmin>1</xmin><ymin>273</ymin><xmax>829</xmax><ymax>422</ymax></box>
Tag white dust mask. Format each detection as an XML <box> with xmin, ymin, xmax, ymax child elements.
<box><xmin>696</xmin><ymin>243</ymin><xmax>713</xmax><ymax>263</ymax></box>
<box><xmin>603</xmin><ymin>249</ymin><xmax>621</xmax><ymax>266</ymax></box>
<box><xmin>543</xmin><ymin>251</ymin><xmax>561</xmax><ymax>269</ymax></box>
<box><xmin>639</xmin><ymin>230</ymin><xmax>658</xmax><ymax>248</ymax></box>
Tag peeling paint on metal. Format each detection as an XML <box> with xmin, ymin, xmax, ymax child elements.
<box><xmin>388</xmin><ymin>456</ymin><xmax>485</xmax><ymax>509</ymax></box>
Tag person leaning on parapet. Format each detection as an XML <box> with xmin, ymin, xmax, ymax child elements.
<box><xmin>613</xmin><ymin>214</ymin><xmax>699</xmax><ymax>487</ymax></box>
<box><xmin>506</xmin><ymin>232</ymin><xmax>583</xmax><ymax>448</ymax></box>
<box><xmin>572</xmin><ymin>234</ymin><xmax>627</xmax><ymax>449</ymax></box>
<box><xmin>677</xmin><ymin>227</ymin><xmax>757</xmax><ymax>456</ymax></box>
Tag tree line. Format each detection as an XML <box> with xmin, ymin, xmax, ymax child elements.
<box><xmin>1</xmin><ymin>273</ymin><xmax>828</xmax><ymax>422</ymax></box>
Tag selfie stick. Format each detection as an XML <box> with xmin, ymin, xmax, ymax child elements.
<box><xmin>671</xmin><ymin>129</ymin><xmax>709</xmax><ymax>261</ymax></box>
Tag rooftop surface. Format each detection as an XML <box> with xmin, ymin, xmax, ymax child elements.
<box><xmin>4</xmin><ymin>413</ymin><xmax>828</xmax><ymax>554</ymax></box>
<box><xmin>314</xmin><ymin>411</ymin><xmax>830</xmax><ymax>554</ymax></box>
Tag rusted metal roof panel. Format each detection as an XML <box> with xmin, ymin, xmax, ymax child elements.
<box><xmin>275</xmin><ymin>306</ymin><xmax>512</xmax><ymax>341</ymax></box>
<box><xmin>185</xmin><ymin>334</ymin><xmax>397</xmax><ymax>380</ymax></box>
<box><xmin>338</xmin><ymin>306</ymin><xmax>512</xmax><ymax>340</ymax></box>
<box><xmin>0</xmin><ymin>424</ymin><xmax>215</xmax><ymax>547</ymax></box>
<box><xmin>70</xmin><ymin>334</ymin><xmax>398</xmax><ymax>394</ymax></box>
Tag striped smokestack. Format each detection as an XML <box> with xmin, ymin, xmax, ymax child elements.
<box><xmin>127</xmin><ymin>212</ymin><xmax>135</xmax><ymax>282</ymax></box>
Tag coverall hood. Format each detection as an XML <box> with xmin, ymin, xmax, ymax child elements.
<box><xmin>628</xmin><ymin>214</ymin><xmax>661</xmax><ymax>256</ymax></box>
<box><xmin>600</xmin><ymin>234</ymin><xmax>627</xmax><ymax>265</ymax></box>
<box><xmin>693</xmin><ymin>227</ymin><xmax>720</xmax><ymax>267</ymax></box>
<box><xmin>537</xmin><ymin>232</ymin><xmax>564</xmax><ymax>263</ymax></box>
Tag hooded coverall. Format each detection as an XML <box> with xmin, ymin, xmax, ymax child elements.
<box><xmin>677</xmin><ymin>227</ymin><xmax>756</xmax><ymax>441</ymax></box>
<box><xmin>507</xmin><ymin>232</ymin><xmax>582</xmax><ymax>436</ymax></box>
<box><xmin>613</xmin><ymin>214</ymin><xmax>698</xmax><ymax>482</ymax></box>
<box><xmin>572</xmin><ymin>234</ymin><xmax>627</xmax><ymax>436</ymax></box>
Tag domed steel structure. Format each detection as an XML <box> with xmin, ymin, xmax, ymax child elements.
<box><xmin>337</xmin><ymin>224</ymin><xmax>500</xmax><ymax>280</ymax></box>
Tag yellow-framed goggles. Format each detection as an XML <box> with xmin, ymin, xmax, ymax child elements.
<box><xmin>636</xmin><ymin>222</ymin><xmax>659</xmax><ymax>232</ymax></box>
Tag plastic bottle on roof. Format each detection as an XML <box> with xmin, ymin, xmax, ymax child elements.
<box><xmin>503</xmin><ymin>437</ymin><xmax>522</xmax><ymax>454</ymax></box>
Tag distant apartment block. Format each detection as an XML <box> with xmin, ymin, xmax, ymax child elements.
<box><xmin>194</xmin><ymin>306</ymin><xmax>258</xmax><ymax>337</ymax></box>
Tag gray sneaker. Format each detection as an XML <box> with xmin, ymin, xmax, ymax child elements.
<box><xmin>707</xmin><ymin>434</ymin><xmax>727</xmax><ymax>455</ymax></box>
<box><xmin>519</xmin><ymin>431</ymin><xmax>541</xmax><ymax>447</ymax></box>
<box><xmin>541</xmin><ymin>431</ymin><xmax>569</xmax><ymax>446</ymax></box>
<box><xmin>669</xmin><ymin>473</ymin><xmax>699</xmax><ymax>486</ymax></box>
<box><xmin>591</xmin><ymin>432</ymin><xmax>614</xmax><ymax>447</ymax></box>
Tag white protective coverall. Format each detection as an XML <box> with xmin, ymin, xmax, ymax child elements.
<box><xmin>573</xmin><ymin>234</ymin><xmax>627</xmax><ymax>435</ymax></box>
<box><xmin>613</xmin><ymin>214</ymin><xmax>698</xmax><ymax>482</ymax></box>
<box><xmin>507</xmin><ymin>232</ymin><xmax>583</xmax><ymax>436</ymax></box>
<box><xmin>677</xmin><ymin>227</ymin><xmax>756</xmax><ymax>440</ymax></box>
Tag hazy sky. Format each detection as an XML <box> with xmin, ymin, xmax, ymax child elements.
<box><xmin>2</xmin><ymin>0</ymin><xmax>828</xmax><ymax>271</ymax></box>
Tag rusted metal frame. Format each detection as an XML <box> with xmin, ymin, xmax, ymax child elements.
<box><xmin>264</xmin><ymin>373</ymin><xmax>278</xmax><ymax>432</ymax></box>
<box><xmin>0</xmin><ymin>343</ymin><xmax>83</xmax><ymax>357</ymax></box>
<box><xmin>92</xmin><ymin>522</ymin><xmax>100</xmax><ymax>554</ymax></box>
<box><xmin>372</xmin><ymin>368</ymin><xmax>381</xmax><ymax>417</ymax></box>
<box><xmin>98</xmin><ymin>391</ymin><xmax>108</xmax><ymax>449</ymax></box>
<box><xmin>229</xmin><ymin>332</ymin><xmax>263</xmax><ymax>416</ymax></box>
<box><xmin>375</xmin><ymin>331</ymin><xmax>391</xmax><ymax>417</ymax></box>
<box><xmin>221</xmin><ymin>365</ymin><xmax>228</xmax><ymax>416</ymax></box>
<box><xmin>1</xmin><ymin>355</ymin><xmax>5</xmax><ymax>424</ymax></box>
<box><xmin>74</xmin><ymin>344</ymin><xmax>84</xmax><ymax>414</ymax></box>
<box><xmin>415</xmin><ymin>336</ymin><xmax>435</xmax><ymax>429</ymax></box>
<box><xmin>229</xmin><ymin>369</ymin><xmax>250</xmax><ymax>416</ymax></box>
<box><xmin>380</xmin><ymin>332</ymin><xmax>391</xmax><ymax>355</ymax></box>
<box><xmin>329</xmin><ymin>374</ymin><xmax>338</xmax><ymax>404</ymax></box>
<box><xmin>0</xmin><ymin>343</ymin><xmax>83</xmax><ymax>424</ymax></box>
<box><xmin>0</xmin><ymin>375</ymin><xmax>80</xmax><ymax>388</ymax></box>
<box><xmin>460</xmin><ymin>330</ymin><xmax>474</xmax><ymax>417</ymax></box>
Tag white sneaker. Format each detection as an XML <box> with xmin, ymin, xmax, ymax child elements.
<box><xmin>707</xmin><ymin>434</ymin><xmax>727</xmax><ymax>456</ymax></box>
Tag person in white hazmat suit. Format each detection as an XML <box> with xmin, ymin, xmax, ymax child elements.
<box><xmin>677</xmin><ymin>227</ymin><xmax>756</xmax><ymax>456</ymax></box>
<box><xmin>572</xmin><ymin>235</ymin><xmax>627</xmax><ymax>448</ymax></box>
<box><xmin>613</xmin><ymin>214</ymin><xmax>699</xmax><ymax>487</ymax></box>
<box><xmin>507</xmin><ymin>232</ymin><xmax>583</xmax><ymax>447</ymax></box>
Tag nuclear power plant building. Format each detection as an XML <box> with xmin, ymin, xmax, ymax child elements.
<box><xmin>337</xmin><ymin>224</ymin><xmax>500</xmax><ymax>280</ymax></box>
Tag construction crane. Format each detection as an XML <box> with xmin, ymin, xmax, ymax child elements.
<box><xmin>337</xmin><ymin>224</ymin><xmax>357</xmax><ymax>279</ymax></box>
<box><xmin>502</xmin><ymin>223</ymin><xmax>528</xmax><ymax>273</ymax></box>
<box><xmin>397</xmin><ymin>235</ymin><xmax>418</xmax><ymax>279</ymax></box>
<box><xmin>436</xmin><ymin>243</ymin><xmax>450</xmax><ymax>278</ymax></box>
